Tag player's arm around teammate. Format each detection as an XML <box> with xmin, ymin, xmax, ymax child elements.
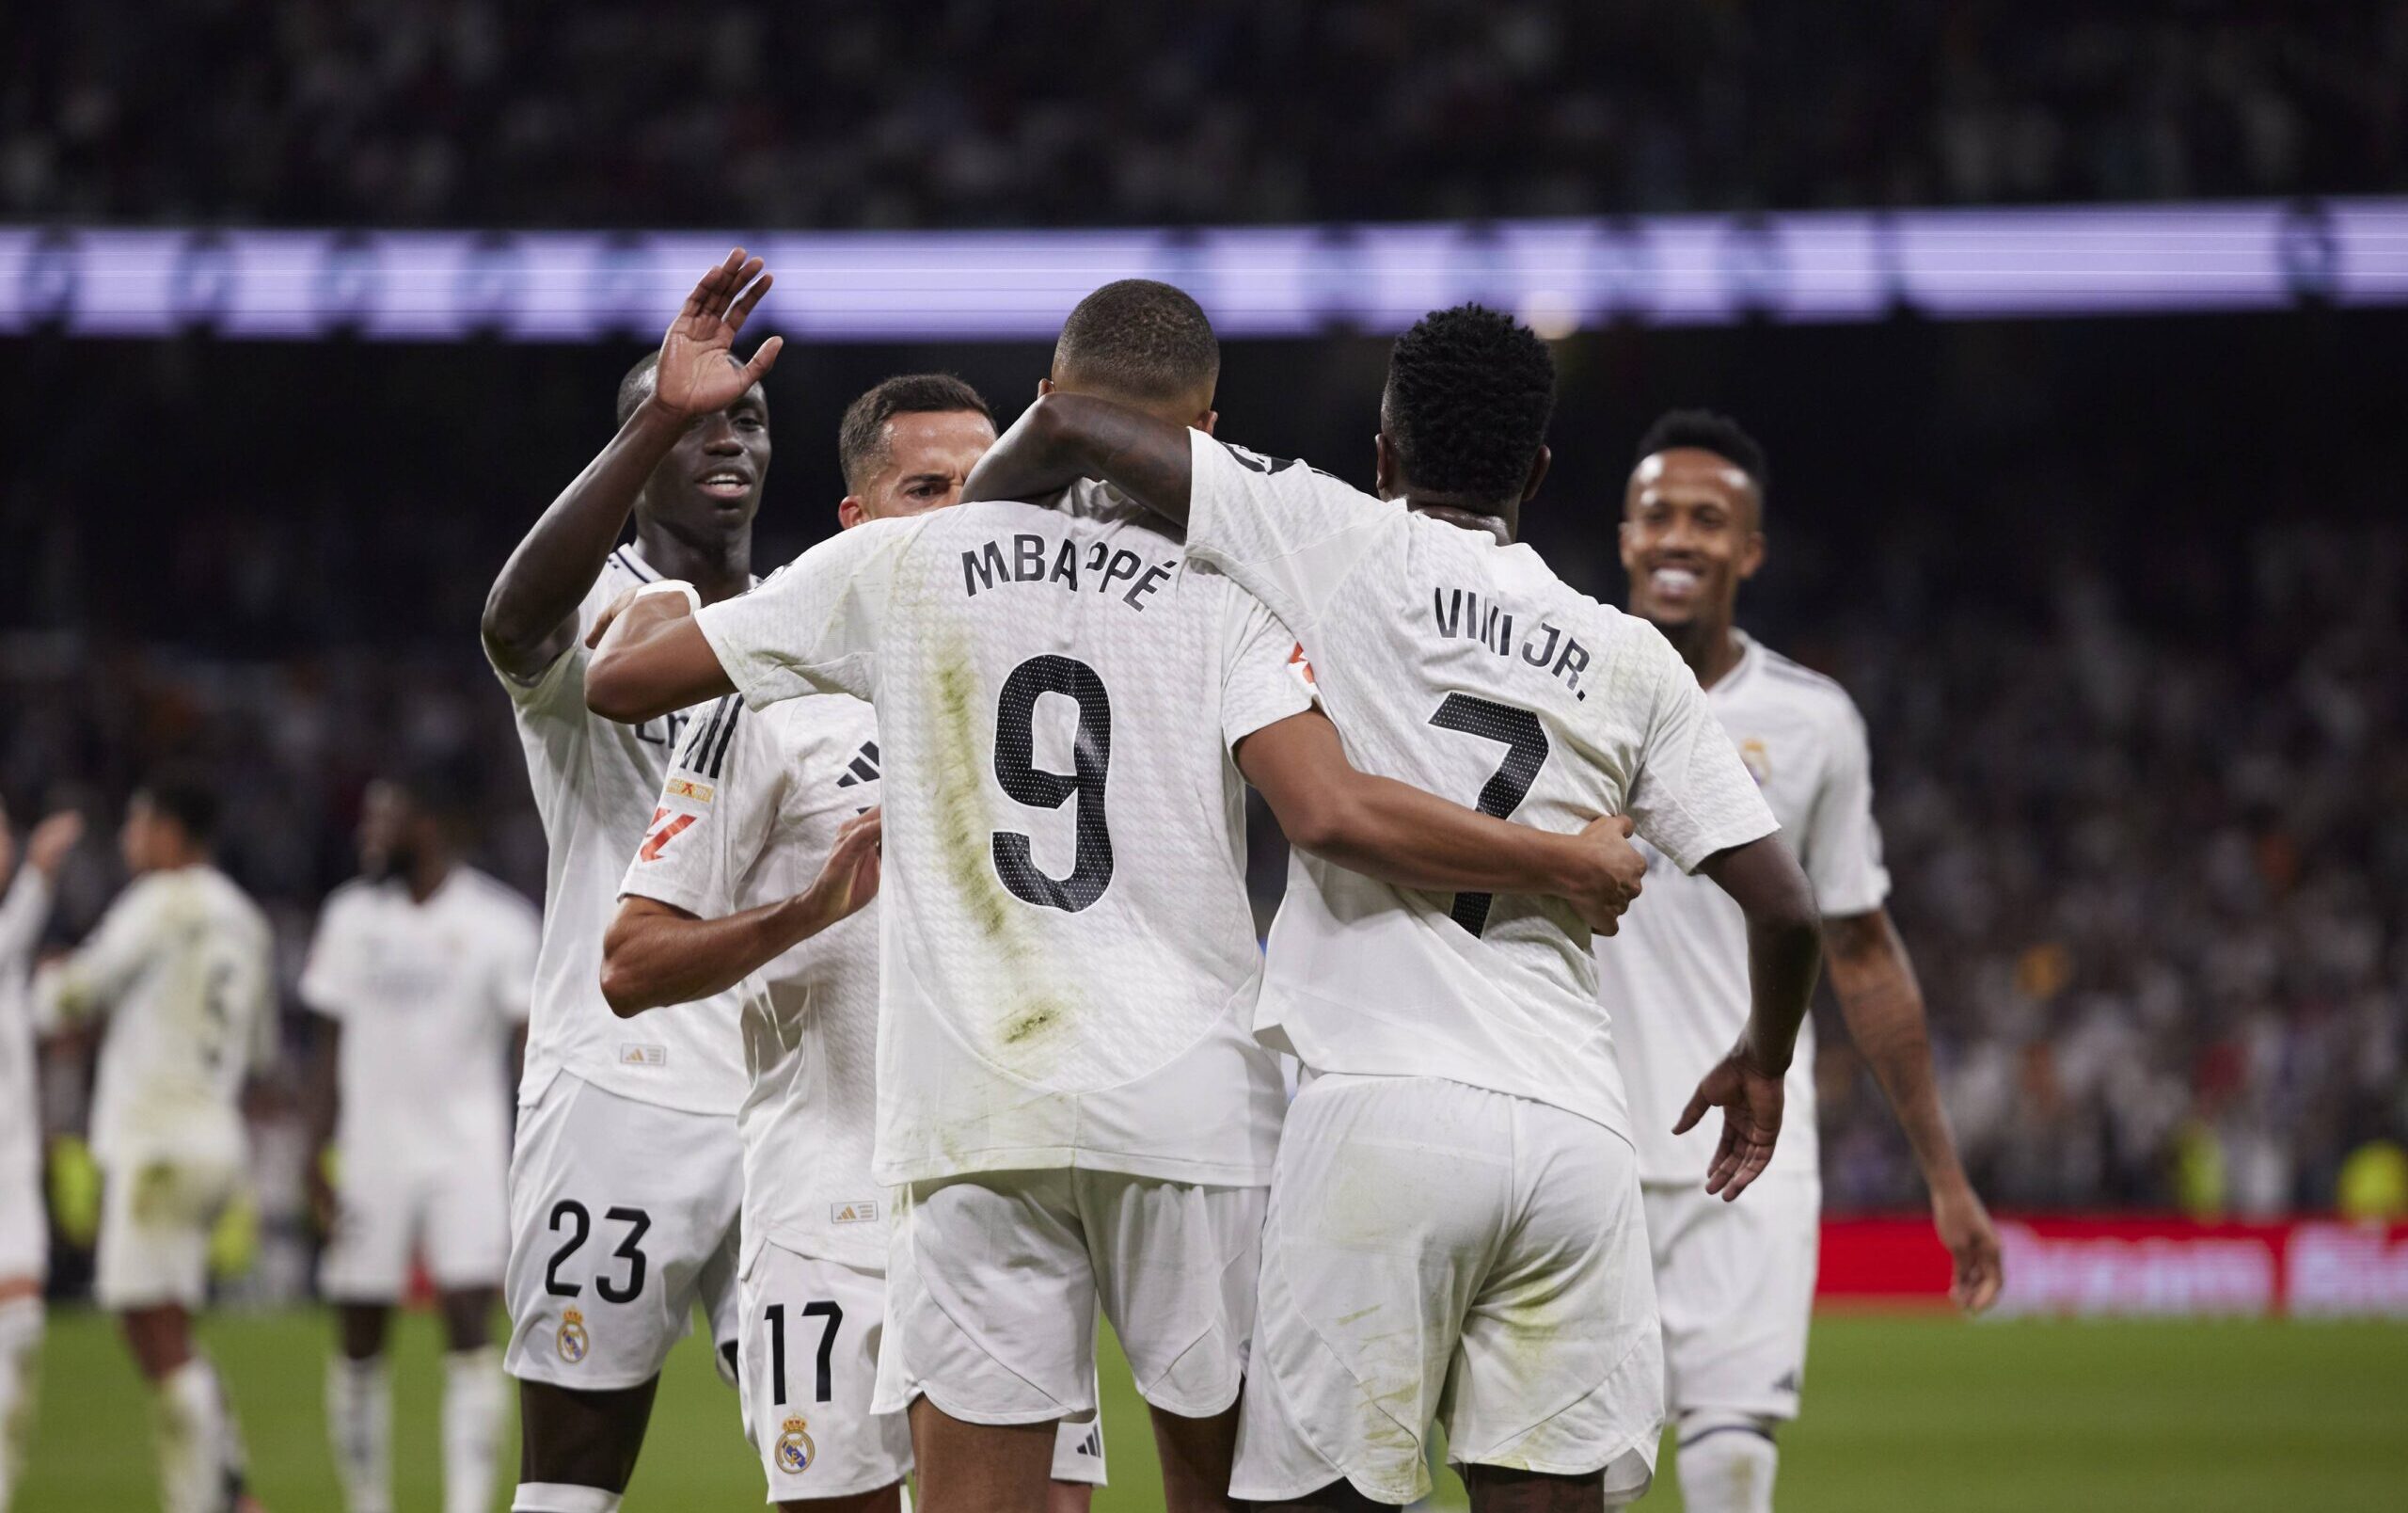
<box><xmin>600</xmin><ymin>809</ymin><xmax>880</xmax><ymax>1014</ymax></box>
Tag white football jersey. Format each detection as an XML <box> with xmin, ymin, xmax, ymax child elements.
<box><xmin>1181</xmin><ymin>433</ymin><xmax>1780</xmax><ymax>1138</ymax></box>
<box><xmin>0</xmin><ymin>868</ymin><xmax>50</xmax><ymax>1245</ymax></box>
<box><xmin>298</xmin><ymin>867</ymin><xmax>538</xmax><ymax>1171</ymax></box>
<box><xmin>1597</xmin><ymin>630</ymin><xmax>1890</xmax><ymax>1185</ymax></box>
<box><xmin>494</xmin><ymin>545</ymin><xmax>747</xmax><ymax>1115</ymax></box>
<box><xmin>695</xmin><ymin>486</ymin><xmax>1311</xmax><ymax>1187</ymax></box>
<box><xmin>618</xmin><ymin>691</ymin><xmax>888</xmax><ymax>1271</ymax></box>
<box><xmin>32</xmin><ymin>865</ymin><xmax>273</xmax><ymax>1168</ymax></box>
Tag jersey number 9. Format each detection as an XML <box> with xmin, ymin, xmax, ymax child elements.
<box><xmin>991</xmin><ymin>654</ymin><xmax>1116</xmax><ymax>913</ymax></box>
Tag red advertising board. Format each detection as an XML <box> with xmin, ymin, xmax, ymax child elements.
<box><xmin>1817</xmin><ymin>1216</ymin><xmax>2408</xmax><ymax>1317</ymax></box>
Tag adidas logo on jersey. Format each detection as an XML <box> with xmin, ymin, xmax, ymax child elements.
<box><xmin>619</xmin><ymin>1043</ymin><xmax>667</xmax><ymax>1067</ymax></box>
<box><xmin>833</xmin><ymin>740</ymin><xmax>880</xmax><ymax>789</ymax></box>
<box><xmin>831</xmin><ymin>1201</ymin><xmax>879</xmax><ymax>1225</ymax></box>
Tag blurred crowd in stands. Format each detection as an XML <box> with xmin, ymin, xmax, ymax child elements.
<box><xmin>5</xmin><ymin>2</ymin><xmax>2404</xmax><ymax>228</ymax></box>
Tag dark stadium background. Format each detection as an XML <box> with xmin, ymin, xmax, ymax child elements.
<box><xmin>4</xmin><ymin>4</ymin><xmax>2406</xmax><ymax>1509</ymax></box>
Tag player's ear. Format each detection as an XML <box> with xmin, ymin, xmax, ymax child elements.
<box><xmin>1195</xmin><ymin>408</ymin><xmax>1218</xmax><ymax>437</ymax></box>
<box><xmin>1038</xmin><ymin>376</ymin><xmax>1055</xmax><ymax>399</ymax></box>
<box><xmin>838</xmin><ymin>496</ymin><xmax>869</xmax><ymax>531</ymax></box>
<box><xmin>1373</xmin><ymin>433</ymin><xmax>1397</xmax><ymax>498</ymax></box>
<box><xmin>1521</xmin><ymin>444</ymin><xmax>1552</xmax><ymax>502</ymax></box>
<box><xmin>1738</xmin><ymin>528</ymin><xmax>1767</xmax><ymax>581</ymax></box>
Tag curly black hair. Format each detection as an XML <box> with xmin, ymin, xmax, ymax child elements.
<box><xmin>134</xmin><ymin>764</ymin><xmax>222</xmax><ymax>845</ymax></box>
<box><xmin>837</xmin><ymin>374</ymin><xmax>993</xmax><ymax>493</ymax></box>
<box><xmin>1054</xmin><ymin>279</ymin><xmax>1219</xmax><ymax>406</ymax></box>
<box><xmin>1382</xmin><ymin>305</ymin><xmax>1557</xmax><ymax>506</ymax></box>
<box><xmin>1634</xmin><ymin>408</ymin><xmax>1770</xmax><ymax>502</ymax></box>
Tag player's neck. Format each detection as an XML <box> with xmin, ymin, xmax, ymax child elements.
<box><xmin>1662</xmin><ymin>615</ymin><xmax>1746</xmax><ymax>690</ymax></box>
<box><xmin>406</xmin><ymin>854</ymin><xmax>453</xmax><ymax>906</ymax></box>
<box><xmin>1403</xmin><ymin>498</ymin><xmax>1517</xmax><ymax>545</ymax></box>
<box><xmin>634</xmin><ymin>518</ymin><xmax>752</xmax><ymax>605</ymax></box>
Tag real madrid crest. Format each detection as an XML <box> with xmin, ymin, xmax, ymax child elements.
<box><xmin>775</xmin><ymin>1415</ymin><xmax>816</xmax><ymax>1475</ymax></box>
<box><xmin>1738</xmin><ymin>736</ymin><xmax>1772</xmax><ymax>787</ymax></box>
<box><xmin>556</xmin><ymin>1307</ymin><xmax>590</xmax><ymax>1364</ymax></box>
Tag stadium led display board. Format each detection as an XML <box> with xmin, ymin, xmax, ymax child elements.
<box><xmin>2</xmin><ymin>199</ymin><xmax>2402</xmax><ymax>342</ymax></box>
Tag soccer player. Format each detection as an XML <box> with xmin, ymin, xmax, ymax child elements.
<box><xmin>599</xmin><ymin>373</ymin><xmax>1110</xmax><ymax>1512</ymax></box>
<box><xmin>0</xmin><ymin>802</ymin><xmax>81</xmax><ymax>1513</ymax></box>
<box><xmin>582</xmin><ymin>280</ymin><xmax>1649</xmax><ymax>1513</ymax></box>
<box><xmin>478</xmin><ymin>249</ymin><xmax>781</xmax><ymax>1513</ymax></box>
<box><xmin>302</xmin><ymin>770</ymin><xmax>539</xmax><ymax>1513</ymax></box>
<box><xmin>958</xmin><ymin>302</ymin><xmax>1828</xmax><ymax>1510</ymax></box>
<box><xmin>32</xmin><ymin>772</ymin><xmax>274</xmax><ymax>1513</ymax></box>
<box><xmin>1601</xmin><ymin>411</ymin><xmax>2002</xmax><ymax>1513</ymax></box>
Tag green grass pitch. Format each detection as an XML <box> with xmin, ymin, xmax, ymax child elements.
<box><xmin>17</xmin><ymin>1308</ymin><xmax>2407</xmax><ymax>1510</ymax></box>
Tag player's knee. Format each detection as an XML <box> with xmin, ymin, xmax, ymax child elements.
<box><xmin>1674</xmin><ymin>1410</ymin><xmax>1778</xmax><ymax>1513</ymax></box>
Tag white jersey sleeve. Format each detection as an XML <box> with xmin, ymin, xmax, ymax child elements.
<box><xmin>32</xmin><ymin>874</ymin><xmax>163</xmax><ymax>1029</ymax></box>
<box><xmin>298</xmin><ymin>884</ymin><xmax>371</xmax><ymax>1022</ymax></box>
<box><xmin>1220</xmin><ymin>591</ymin><xmax>1319</xmax><ymax>749</ymax></box>
<box><xmin>0</xmin><ymin>869</ymin><xmax>48</xmax><ymax>969</ymax></box>
<box><xmin>1183</xmin><ymin>432</ymin><xmax>1398</xmax><ymax>634</ymax></box>
<box><xmin>1624</xmin><ymin>626</ymin><xmax>1787</xmax><ymax>873</ymax></box>
<box><xmin>696</xmin><ymin>519</ymin><xmax>918</xmax><ymax>711</ymax></box>
<box><xmin>1798</xmin><ymin>700</ymin><xmax>1891</xmax><ymax>916</ymax></box>
<box><xmin>619</xmin><ymin>699</ymin><xmax>782</xmax><ymax>922</ymax></box>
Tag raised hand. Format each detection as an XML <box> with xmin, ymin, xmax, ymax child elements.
<box><xmin>26</xmin><ymin>810</ymin><xmax>84</xmax><ymax>879</ymax></box>
<box><xmin>1570</xmin><ymin>814</ymin><xmax>1646</xmax><ymax>935</ymax></box>
<box><xmin>650</xmin><ymin>248</ymin><xmax>784</xmax><ymax>421</ymax></box>
<box><xmin>1673</xmin><ymin>1041</ymin><xmax>1788</xmax><ymax>1202</ymax></box>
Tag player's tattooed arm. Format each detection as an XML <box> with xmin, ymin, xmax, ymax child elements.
<box><xmin>584</xmin><ymin>583</ymin><xmax>736</xmax><ymax>723</ymax></box>
<box><xmin>482</xmin><ymin>249</ymin><xmax>782</xmax><ymax>680</ymax></box>
<box><xmin>1234</xmin><ymin>709</ymin><xmax>1647</xmax><ymax>932</ymax></box>
<box><xmin>601</xmin><ymin>810</ymin><xmax>881</xmax><ymax>1014</ymax></box>
<box><xmin>1824</xmin><ymin>908</ymin><xmax>2003</xmax><ymax>1312</ymax></box>
<box><xmin>961</xmin><ymin>392</ymin><xmax>1195</xmax><ymax>523</ymax></box>
<box><xmin>1676</xmin><ymin>836</ymin><xmax>1823</xmax><ymax>1202</ymax></box>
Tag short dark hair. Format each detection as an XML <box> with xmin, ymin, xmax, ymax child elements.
<box><xmin>838</xmin><ymin>374</ymin><xmax>994</xmax><ymax>494</ymax></box>
<box><xmin>1053</xmin><ymin>280</ymin><xmax>1219</xmax><ymax>406</ymax></box>
<box><xmin>1383</xmin><ymin>305</ymin><xmax>1557</xmax><ymax>505</ymax></box>
<box><xmin>616</xmin><ymin>350</ymin><xmax>661</xmax><ymax>425</ymax></box>
<box><xmin>1634</xmin><ymin>409</ymin><xmax>1770</xmax><ymax>501</ymax></box>
<box><xmin>383</xmin><ymin>754</ymin><xmax>477</xmax><ymax>825</ymax></box>
<box><xmin>134</xmin><ymin>766</ymin><xmax>221</xmax><ymax>845</ymax></box>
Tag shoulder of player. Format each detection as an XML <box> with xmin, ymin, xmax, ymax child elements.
<box><xmin>1746</xmin><ymin>640</ymin><xmax>1868</xmax><ymax>726</ymax></box>
<box><xmin>448</xmin><ymin>867</ymin><xmax>539</xmax><ymax>920</ymax></box>
<box><xmin>316</xmin><ymin>877</ymin><xmax>384</xmax><ymax>921</ymax></box>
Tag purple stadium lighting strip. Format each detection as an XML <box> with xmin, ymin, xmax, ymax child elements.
<box><xmin>1</xmin><ymin>199</ymin><xmax>2403</xmax><ymax>342</ymax></box>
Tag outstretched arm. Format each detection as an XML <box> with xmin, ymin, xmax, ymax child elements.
<box><xmin>1825</xmin><ymin>907</ymin><xmax>2002</xmax><ymax>1312</ymax></box>
<box><xmin>961</xmin><ymin>392</ymin><xmax>1195</xmax><ymax>525</ymax></box>
<box><xmin>1674</xmin><ymin>835</ymin><xmax>1824</xmax><ymax>1200</ymax></box>
<box><xmin>601</xmin><ymin>810</ymin><xmax>882</xmax><ymax>1014</ymax></box>
<box><xmin>1234</xmin><ymin>710</ymin><xmax>1645</xmax><ymax>933</ymax></box>
<box><xmin>481</xmin><ymin>249</ymin><xmax>782</xmax><ymax>680</ymax></box>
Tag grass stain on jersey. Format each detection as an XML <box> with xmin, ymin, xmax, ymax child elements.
<box><xmin>927</xmin><ymin>646</ymin><xmax>1074</xmax><ymax>1081</ymax></box>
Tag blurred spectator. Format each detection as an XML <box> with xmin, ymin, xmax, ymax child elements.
<box><xmin>2</xmin><ymin>2</ymin><xmax>2401</xmax><ymax>229</ymax></box>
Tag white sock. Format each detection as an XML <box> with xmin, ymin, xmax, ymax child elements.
<box><xmin>441</xmin><ymin>1347</ymin><xmax>505</xmax><ymax>1513</ymax></box>
<box><xmin>158</xmin><ymin>1355</ymin><xmax>248</xmax><ymax>1513</ymax></box>
<box><xmin>1676</xmin><ymin>1412</ymin><xmax>1779</xmax><ymax>1513</ymax></box>
<box><xmin>325</xmin><ymin>1354</ymin><xmax>393</xmax><ymax>1513</ymax></box>
<box><xmin>512</xmin><ymin>1482</ymin><xmax>624</xmax><ymax>1512</ymax></box>
<box><xmin>0</xmin><ymin>1297</ymin><xmax>42</xmax><ymax>1513</ymax></box>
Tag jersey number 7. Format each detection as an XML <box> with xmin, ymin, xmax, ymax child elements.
<box><xmin>1427</xmin><ymin>693</ymin><xmax>1550</xmax><ymax>935</ymax></box>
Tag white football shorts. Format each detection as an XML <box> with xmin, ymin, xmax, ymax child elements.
<box><xmin>737</xmin><ymin>1243</ymin><xmax>1107</xmax><ymax>1502</ymax></box>
<box><xmin>1231</xmin><ymin>1074</ymin><xmax>1664</xmax><ymax>1507</ymax></box>
<box><xmin>322</xmin><ymin>1152</ymin><xmax>509</xmax><ymax>1299</ymax></box>
<box><xmin>876</xmin><ymin>1168</ymin><xmax>1262</xmax><ymax>1425</ymax></box>
<box><xmin>95</xmin><ymin>1156</ymin><xmax>241</xmax><ymax>1311</ymax></box>
<box><xmin>503</xmin><ymin>1073</ymin><xmax>743</xmax><ymax>1391</ymax></box>
<box><xmin>1645</xmin><ymin>1171</ymin><xmax>1820</xmax><ymax>1423</ymax></box>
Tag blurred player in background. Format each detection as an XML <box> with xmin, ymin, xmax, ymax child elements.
<box><xmin>599</xmin><ymin>373</ymin><xmax>1110</xmax><ymax>1511</ymax></box>
<box><xmin>31</xmin><ymin>772</ymin><xmax>274</xmax><ymax>1513</ymax></box>
<box><xmin>301</xmin><ymin>769</ymin><xmax>539</xmax><ymax>1513</ymax></box>
<box><xmin>1603</xmin><ymin>410</ymin><xmax>2002</xmax><ymax>1513</ymax></box>
<box><xmin>962</xmin><ymin>302</ymin><xmax>1826</xmax><ymax>1510</ymax></box>
<box><xmin>584</xmin><ymin>280</ymin><xmax>1650</xmax><ymax>1513</ymax></box>
<box><xmin>478</xmin><ymin>250</ymin><xmax>783</xmax><ymax>1513</ymax></box>
<box><xmin>0</xmin><ymin>802</ymin><xmax>82</xmax><ymax>1513</ymax></box>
